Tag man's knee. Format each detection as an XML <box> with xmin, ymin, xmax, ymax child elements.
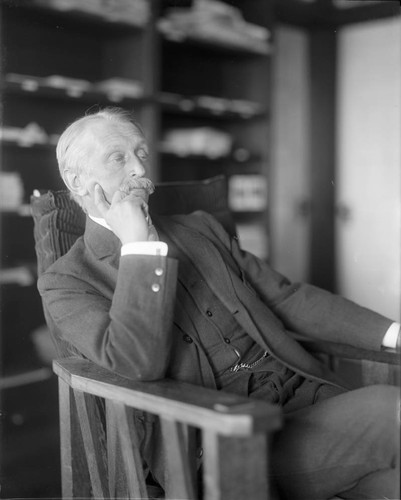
<box><xmin>358</xmin><ymin>384</ymin><xmax>400</xmax><ymax>421</ymax></box>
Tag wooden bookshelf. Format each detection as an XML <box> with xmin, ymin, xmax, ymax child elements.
<box><xmin>0</xmin><ymin>0</ymin><xmax>273</xmax><ymax>496</ymax></box>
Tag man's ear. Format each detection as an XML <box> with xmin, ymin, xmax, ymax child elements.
<box><xmin>62</xmin><ymin>169</ymin><xmax>88</xmax><ymax>197</ymax></box>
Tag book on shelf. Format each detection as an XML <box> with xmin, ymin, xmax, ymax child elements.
<box><xmin>0</xmin><ymin>123</ymin><xmax>57</xmax><ymax>147</ymax></box>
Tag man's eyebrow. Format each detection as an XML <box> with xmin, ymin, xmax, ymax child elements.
<box><xmin>135</xmin><ymin>139</ymin><xmax>148</xmax><ymax>149</ymax></box>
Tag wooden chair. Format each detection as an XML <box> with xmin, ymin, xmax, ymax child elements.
<box><xmin>31</xmin><ymin>175</ymin><xmax>399</xmax><ymax>500</ymax></box>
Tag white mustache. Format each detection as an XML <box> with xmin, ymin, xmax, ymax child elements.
<box><xmin>119</xmin><ymin>177</ymin><xmax>155</xmax><ymax>196</ymax></box>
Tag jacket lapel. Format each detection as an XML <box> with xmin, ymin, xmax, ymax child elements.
<box><xmin>155</xmin><ymin>215</ymin><xmax>240</xmax><ymax>313</ymax></box>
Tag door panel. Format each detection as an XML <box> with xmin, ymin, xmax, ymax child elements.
<box><xmin>336</xmin><ymin>17</ymin><xmax>401</xmax><ymax>320</ymax></box>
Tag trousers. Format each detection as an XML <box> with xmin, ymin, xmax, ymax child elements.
<box><xmin>268</xmin><ymin>382</ymin><xmax>400</xmax><ymax>500</ymax></box>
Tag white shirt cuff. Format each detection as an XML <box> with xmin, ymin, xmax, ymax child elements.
<box><xmin>121</xmin><ymin>241</ymin><xmax>168</xmax><ymax>257</ymax></box>
<box><xmin>382</xmin><ymin>322</ymin><xmax>400</xmax><ymax>349</ymax></box>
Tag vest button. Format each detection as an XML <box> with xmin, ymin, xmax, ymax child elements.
<box><xmin>206</xmin><ymin>310</ymin><xmax>213</xmax><ymax>317</ymax></box>
<box><xmin>155</xmin><ymin>267</ymin><xmax>164</xmax><ymax>276</ymax></box>
<box><xmin>183</xmin><ymin>335</ymin><xmax>193</xmax><ymax>344</ymax></box>
<box><xmin>151</xmin><ymin>283</ymin><xmax>160</xmax><ymax>292</ymax></box>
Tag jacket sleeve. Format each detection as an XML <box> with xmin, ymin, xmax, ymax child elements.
<box><xmin>199</xmin><ymin>211</ymin><xmax>393</xmax><ymax>351</ymax></box>
<box><xmin>38</xmin><ymin>254</ymin><xmax>178</xmax><ymax>381</ymax></box>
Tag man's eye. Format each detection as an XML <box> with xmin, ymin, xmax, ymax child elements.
<box><xmin>137</xmin><ymin>148</ymin><xmax>148</xmax><ymax>161</ymax></box>
<box><xmin>110</xmin><ymin>154</ymin><xmax>126</xmax><ymax>164</ymax></box>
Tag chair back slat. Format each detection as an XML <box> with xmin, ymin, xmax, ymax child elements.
<box><xmin>105</xmin><ymin>401</ymin><xmax>129</xmax><ymax>499</ymax></box>
<box><xmin>73</xmin><ymin>390</ymin><xmax>109</xmax><ymax>499</ymax></box>
<box><xmin>111</xmin><ymin>401</ymin><xmax>149</xmax><ymax>499</ymax></box>
<box><xmin>160</xmin><ymin>418</ymin><xmax>197</xmax><ymax>500</ymax></box>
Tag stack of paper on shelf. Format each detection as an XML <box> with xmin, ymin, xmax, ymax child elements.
<box><xmin>0</xmin><ymin>123</ymin><xmax>49</xmax><ymax>147</ymax></box>
<box><xmin>94</xmin><ymin>78</ymin><xmax>144</xmax><ymax>101</ymax></box>
<box><xmin>102</xmin><ymin>0</ymin><xmax>149</xmax><ymax>25</ymax></box>
<box><xmin>0</xmin><ymin>172</ymin><xmax>24</xmax><ymax>210</ymax></box>
<box><xmin>333</xmin><ymin>0</ymin><xmax>381</xmax><ymax>7</ymax></box>
<box><xmin>161</xmin><ymin>127</ymin><xmax>232</xmax><ymax>158</ymax></box>
<box><xmin>42</xmin><ymin>75</ymin><xmax>92</xmax><ymax>97</ymax></box>
<box><xmin>158</xmin><ymin>0</ymin><xmax>271</xmax><ymax>53</ymax></box>
<box><xmin>32</xmin><ymin>0</ymin><xmax>149</xmax><ymax>26</ymax></box>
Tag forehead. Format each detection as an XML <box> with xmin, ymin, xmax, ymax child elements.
<box><xmin>85</xmin><ymin>118</ymin><xmax>145</xmax><ymax>147</ymax></box>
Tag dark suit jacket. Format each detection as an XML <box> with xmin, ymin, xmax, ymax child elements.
<box><xmin>38</xmin><ymin>210</ymin><xmax>392</xmax><ymax>482</ymax></box>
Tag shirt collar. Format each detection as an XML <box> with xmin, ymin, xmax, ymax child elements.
<box><xmin>88</xmin><ymin>214</ymin><xmax>112</xmax><ymax>231</ymax></box>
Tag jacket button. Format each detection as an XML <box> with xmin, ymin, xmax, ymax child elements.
<box><xmin>155</xmin><ymin>267</ymin><xmax>163</xmax><ymax>276</ymax></box>
<box><xmin>183</xmin><ymin>335</ymin><xmax>193</xmax><ymax>344</ymax></box>
<box><xmin>151</xmin><ymin>283</ymin><xmax>160</xmax><ymax>292</ymax></box>
<box><xmin>206</xmin><ymin>310</ymin><xmax>213</xmax><ymax>317</ymax></box>
<box><xmin>197</xmin><ymin>447</ymin><xmax>203</xmax><ymax>458</ymax></box>
<box><xmin>224</xmin><ymin>338</ymin><xmax>231</xmax><ymax>344</ymax></box>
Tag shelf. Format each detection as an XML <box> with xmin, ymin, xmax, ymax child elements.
<box><xmin>0</xmin><ymin>367</ymin><xmax>53</xmax><ymax>389</ymax></box>
<box><xmin>160</xmin><ymin>150</ymin><xmax>260</xmax><ymax>164</ymax></box>
<box><xmin>159</xmin><ymin>94</ymin><xmax>267</xmax><ymax>121</ymax></box>
<box><xmin>162</xmin><ymin>33</ymin><xmax>271</xmax><ymax>57</ymax></box>
<box><xmin>2</xmin><ymin>81</ymin><xmax>152</xmax><ymax>107</ymax></box>
<box><xmin>0</xmin><ymin>205</ymin><xmax>32</xmax><ymax>217</ymax></box>
<box><xmin>3</xmin><ymin>0</ymin><xmax>149</xmax><ymax>32</ymax></box>
<box><xmin>274</xmin><ymin>0</ymin><xmax>400</xmax><ymax>27</ymax></box>
<box><xmin>0</xmin><ymin>138</ymin><xmax>56</xmax><ymax>151</ymax></box>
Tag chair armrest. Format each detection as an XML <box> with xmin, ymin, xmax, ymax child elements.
<box><xmin>290</xmin><ymin>332</ymin><xmax>400</xmax><ymax>365</ymax></box>
<box><xmin>53</xmin><ymin>357</ymin><xmax>281</xmax><ymax>436</ymax></box>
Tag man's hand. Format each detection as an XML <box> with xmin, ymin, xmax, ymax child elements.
<box><xmin>94</xmin><ymin>184</ymin><xmax>149</xmax><ymax>244</ymax></box>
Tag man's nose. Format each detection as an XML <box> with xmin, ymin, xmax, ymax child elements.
<box><xmin>126</xmin><ymin>156</ymin><xmax>145</xmax><ymax>178</ymax></box>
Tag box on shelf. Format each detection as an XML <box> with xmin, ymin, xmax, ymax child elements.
<box><xmin>228</xmin><ymin>174</ymin><xmax>268</xmax><ymax>212</ymax></box>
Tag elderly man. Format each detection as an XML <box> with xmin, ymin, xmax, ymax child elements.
<box><xmin>39</xmin><ymin>107</ymin><xmax>400</xmax><ymax>500</ymax></box>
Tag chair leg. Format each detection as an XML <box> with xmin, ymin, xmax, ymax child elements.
<box><xmin>58</xmin><ymin>379</ymin><xmax>92</xmax><ymax>499</ymax></box>
<box><xmin>73</xmin><ymin>390</ymin><xmax>109</xmax><ymax>499</ymax></box>
<box><xmin>202</xmin><ymin>431</ymin><xmax>270</xmax><ymax>500</ymax></box>
<box><xmin>106</xmin><ymin>401</ymin><xmax>149</xmax><ymax>500</ymax></box>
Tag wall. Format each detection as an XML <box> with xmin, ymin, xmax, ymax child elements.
<box><xmin>336</xmin><ymin>16</ymin><xmax>401</xmax><ymax>320</ymax></box>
